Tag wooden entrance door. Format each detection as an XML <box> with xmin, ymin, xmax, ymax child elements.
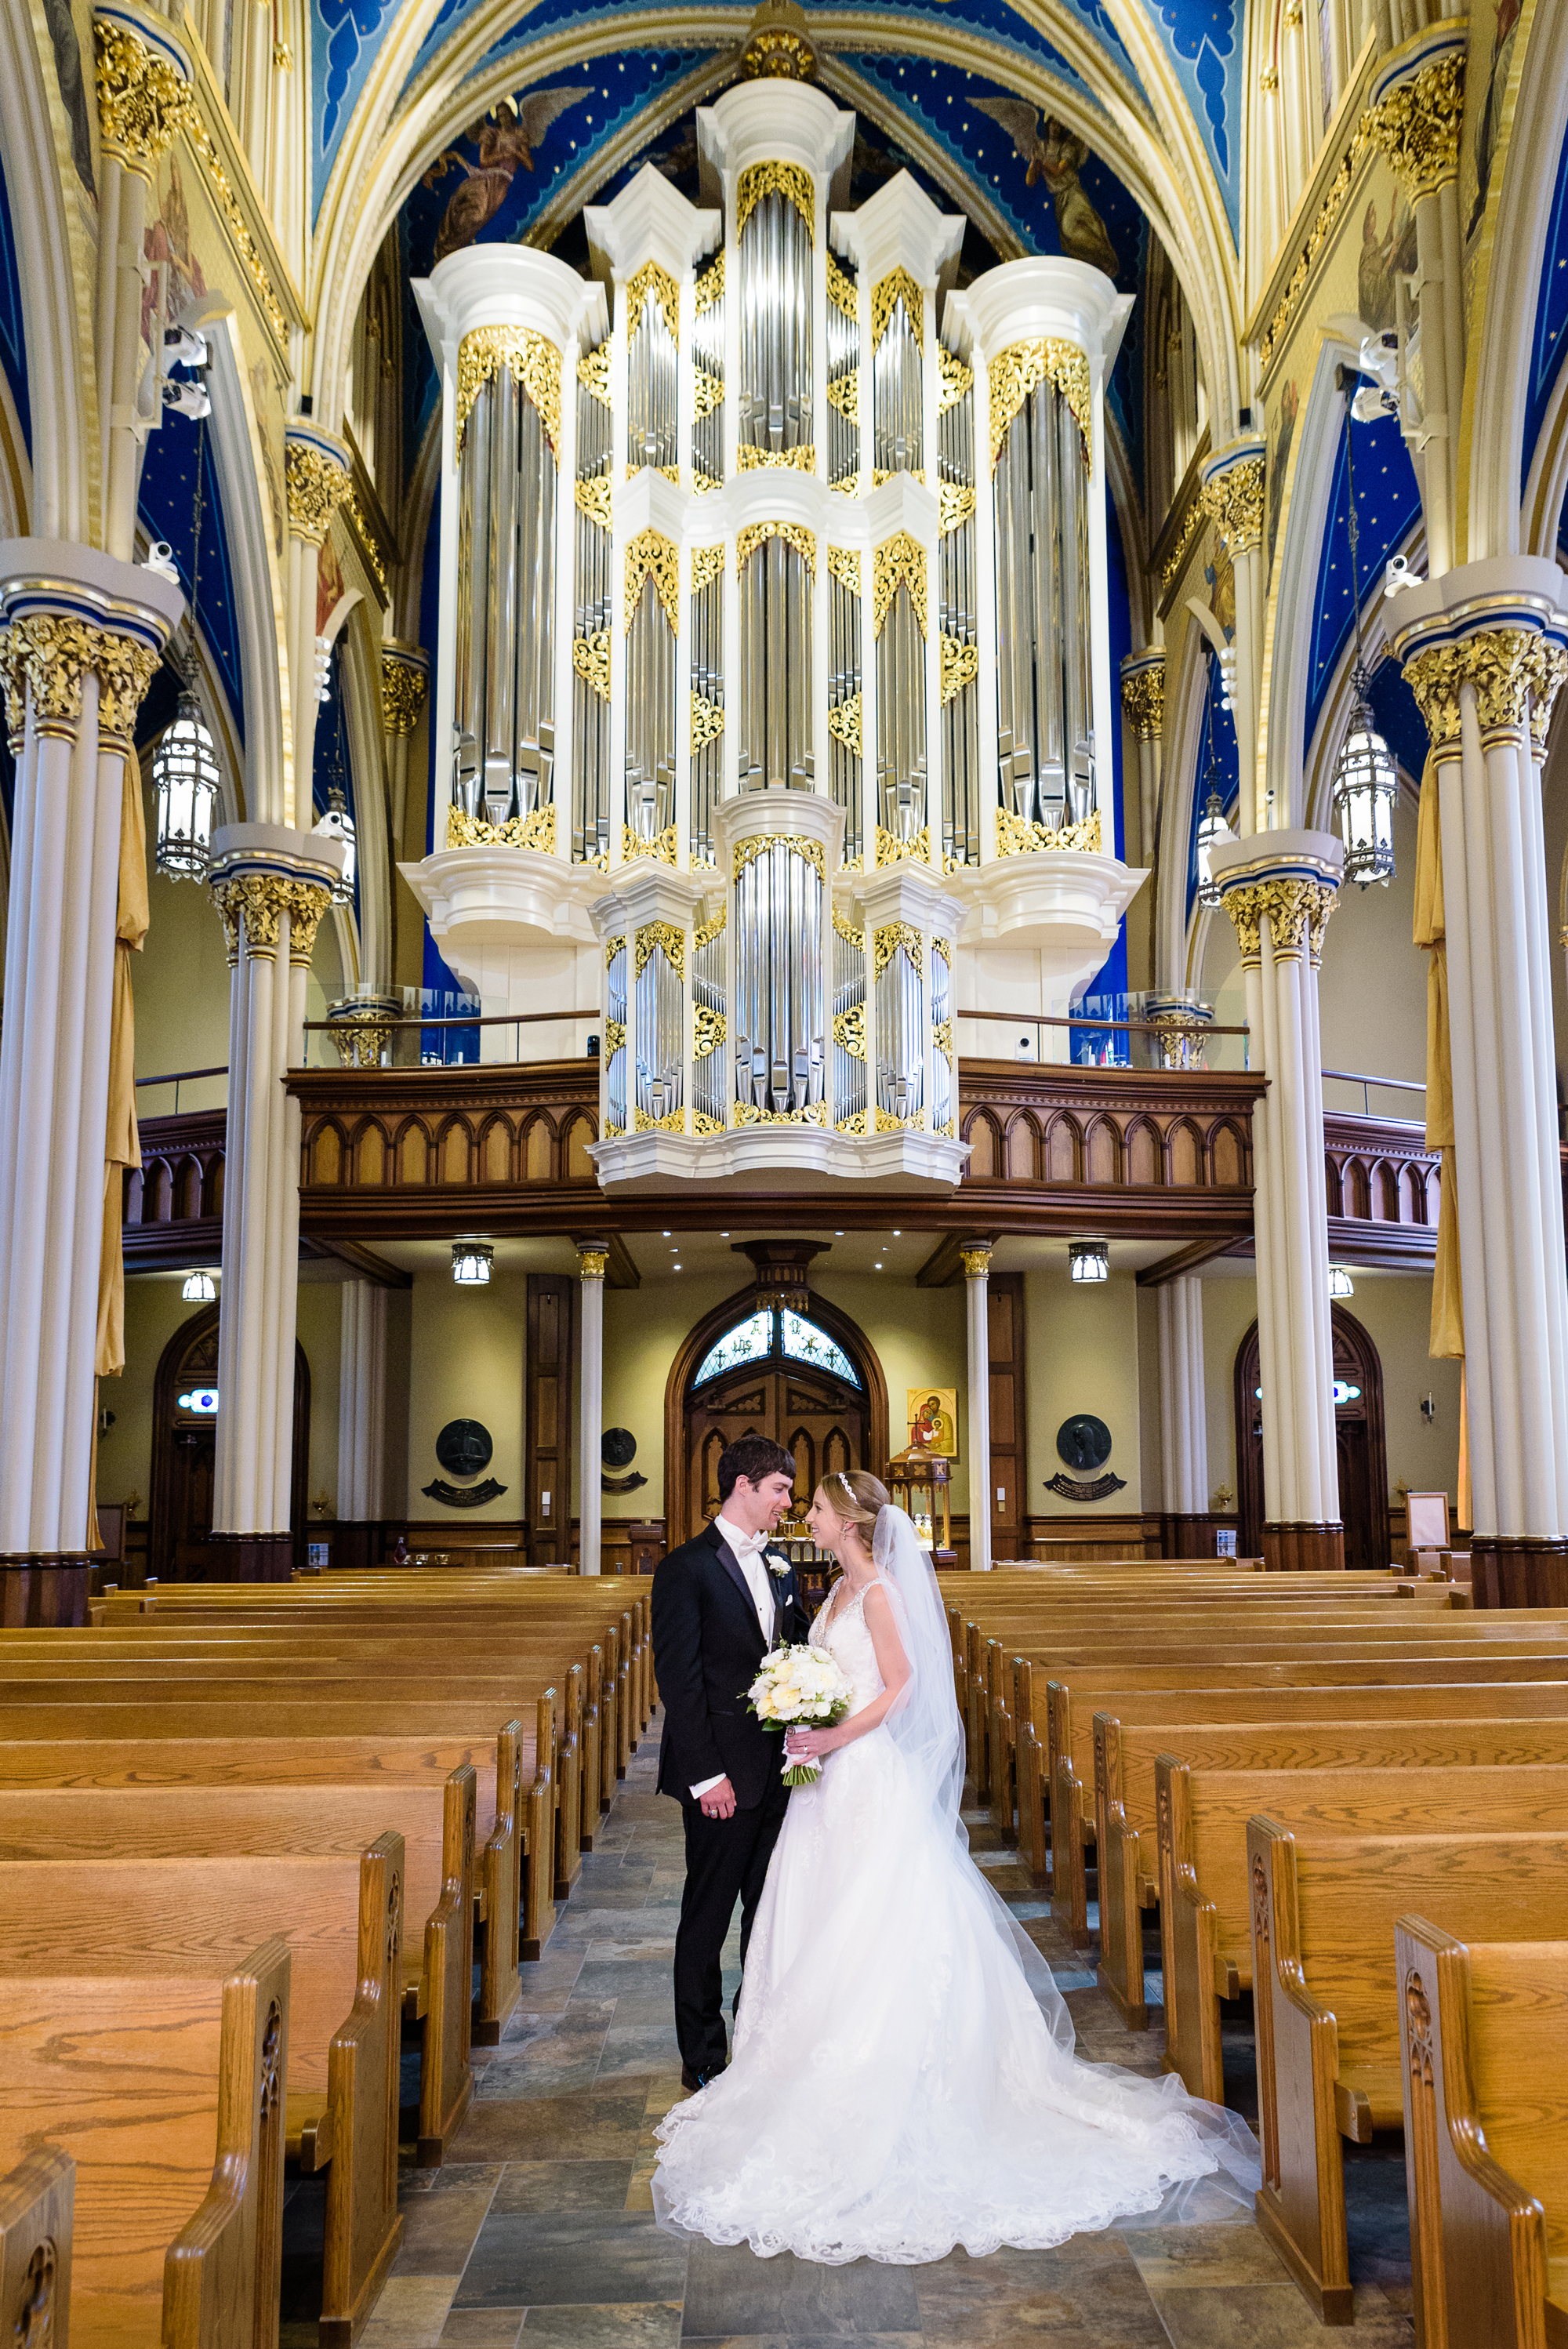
<box><xmin>1234</xmin><ymin>1305</ymin><xmax>1388</xmax><ymax>1568</ymax></box>
<box><xmin>687</xmin><ymin>1362</ymin><xmax>868</xmax><ymax>1533</ymax></box>
<box><xmin>151</xmin><ymin>1306</ymin><xmax>310</xmax><ymax>1578</ymax></box>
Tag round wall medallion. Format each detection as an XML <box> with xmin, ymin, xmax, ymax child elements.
<box><xmin>435</xmin><ymin>1418</ymin><xmax>493</xmax><ymax>1479</ymax></box>
<box><xmin>1056</xmin><ymin>1413</ymin><xmax>1112</xmax><ymax>1475</ymax></box>
<box><xmin>602</xmin><ymin>1426</ymin><xmax>637</xmax><ymax>1470</ymax></box>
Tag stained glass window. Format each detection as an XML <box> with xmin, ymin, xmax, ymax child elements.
<box><xmin>780</xmin><ymin>1309</ymin><xmax>859</xmax><ymax>1387</ymax></box>
<box><xmin>693</xmin><ymin>1309</ymin><xmax>775</xmax><ymax>1387</ymax></box>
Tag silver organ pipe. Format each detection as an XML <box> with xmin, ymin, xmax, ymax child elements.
<box><xmin>871</xmin><ymin>274</ymin><xmax>922</xmax><ymax>483</ymax></box>
<box><xmin>625</xmin><ymin>263</ymin><xmax>680</xmax><ymax>477</ymax></box>
<box><xmin>689</xmin><ymin>548</ymin><xmax>724</xmax><ymax>866</ymax></box>
<box><xmin>604</xmin><ymin>935</ymin><xmax>628</xmax><ymax>1134</ymax></box>
<box><xmin>572</xmin><ymin>341</ymin><xmax>612</xmax><ymax>862</ymax></box>
<box><xmin>634</xmin><ymin>924</ymin><xmax>684</xmax><ymax>1126</ymax></box>
<box><xmin>737</xmin><ymin>178</ymin><xmax>813</xmax><ymax>459</ymax></box>
<box><xmin>691</xmin><ymin>254</ymin><xmax>724</xmax><ymax>491</ymax></box>
<box><xmin>873</xmin><ymin>543</ymin><xmax>927</xmax><ymax>851</ymax></box>
<box><xmin>691</xmin><ymin>910</ymin><xmax>727</xmax><ymax>1130</ymax></box>
<box><xmin>826</xmin><ymin>249</ymin><xmax>858</xmax><ymax>488</ymax></box>
<box><xmin>873</xmin><ymin>925</ymin><xmax>924</xmax><ymax>1127</ymax></box>
<box><xmin>938</xmin><ymin>348</ymin><xmax>979</xmax><ymax>869</ymax></box>
<box><xmin>832</xmin><ymin>908</ymin><xmax>867</xmax><ymax>1132</ymax></box>
<box><xmin>732</xmin><ymin>840</ymin><xmax>824</xmax><ymax>1116</ymax></box>
<box><xmin>993</xmin><ymin>368</ymin><xmax>1094</xmax><ymax>831</ymax></box>
<box><xmin>624</xmin><ymin>565</ymin><xmax>677</xmax><ymax>848</ymax></box>
<box><xmin>739</xmin><ymin>527</ymin><xmax>813</xmax><ymax>793</ymax></box>
<box><xmin>931</xmin><ymin>935</ymin><xmax>953</xmax><ymax>1135</ymax></box>
<box><xmin>826</xmin><ymin>546</ymin><xmax>862</xmax><ymax>860</ymax></box>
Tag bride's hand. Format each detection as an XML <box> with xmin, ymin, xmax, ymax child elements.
<box><xmin>785</xmin><ymin>1726</ymin><xmax>840</xmax><ymax>1762</ymax></box>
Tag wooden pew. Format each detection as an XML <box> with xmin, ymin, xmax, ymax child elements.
<box><xmin>1248</xmin><ymin>1817</ymin><xmax>1568</xmax><ymax>2322</ymax></box>
<box><xmin>0</xmin><ymin>1845</ymin><xmax>401</xmax><ymax>2347</ymax></box>
<box><xmin>0</xmin><ymin>1702</ymin><xmax>535</xmax><ymax>2015</ymax></box>
<box><xmin>0</xmin><ymin>1942</ymin><xmax>288</xmax><ymax>2349</ymax></box>
<box><xmin>1396</xmin><ymin>1915</ymin><xmax>1568</xmax><ymax>2349</ymax></box>
<box><xmin>1151</xmin><ymin>1744</ymin><xmax>1568</xmax><ymax>2097</ymax></box>
<box><xmin>0</xmin><ymin>1779</ymin><xmax>474</xmax><ymax>2167</ymax></box>
<box><xmin>0</xmin><ymin>2151</ymin><xmax>72</xmax><ymax>2349</ymax></box>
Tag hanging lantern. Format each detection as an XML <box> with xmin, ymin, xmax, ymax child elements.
<box><xmin>452</xmin><ymin>1240</ymin><xmax>493</xmax><ymax>1287</ymax></box>
<box><xmin>1330</xmin><ymin>1264</ymin><xmax>1355</xmax><ymax>1299</ymax></box>
<box><xmin>1069</xmin><ymin>1237</ymin><xmax>1109</xmax><ymax>1284</ymax></box>
<box><xmin>312</xmin><ymin>782</ymin><xmax>356</xmax><ymax>905</ymax></box>
<box><xmin>1196</xmin><ymin>790</ymin><xmax>1232</xmax><ymax>911</ymax></box>
<box><xmin>152</xmin><ymin>689</ymin><xmax>223</xmax><ymax>880</ymax></box>
<box><xmin>1332</xmin><ymin>675</ymin><xmax>1398</xmax><ymax>888</ymax></box>
<box><xmin>181</xmin><ymin>1269</ymin><xmax>217</xmax><ymax>1302</ymax></box>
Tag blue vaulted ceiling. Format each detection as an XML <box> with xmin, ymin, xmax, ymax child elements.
<box><xmin>310</xmin><ymin>0</ymin><xmax>1244</xmax><ymax>240</ymax></box>
<box><xmin>1304</xmin><ymin>393</ymin><xmax>1422</xmax><ymax>764</ymax></box>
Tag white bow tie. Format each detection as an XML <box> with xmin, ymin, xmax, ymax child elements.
<box><xmin>731</xmin><ymin>1533</ymin><xmax>768</xmax><ymax>1560</ymax></box>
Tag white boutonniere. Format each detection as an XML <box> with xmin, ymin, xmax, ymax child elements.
<box><xmin>764</xmin><ymin>1549</ymin><xmax>793</xmax><ymax>1579</ymax></box>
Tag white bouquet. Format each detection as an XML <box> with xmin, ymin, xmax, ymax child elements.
<box><xmin>743</xmin><ymin>1643</ymin><xmax>855</xmax><ymax>1786</ymax></box>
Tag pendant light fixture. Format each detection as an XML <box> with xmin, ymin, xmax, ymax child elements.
<box><xmin>310</xmin><ymin>639</ymin><xmax>357</xmax><ymax>905</ymax></box>
<box><xmin>1195</xmin><ymin>651</ymin><xmax>1233</xmax><ymax>911</ymax></box>
<box><xmin>452</xmin><ymin>1240</ymin><xmax>494</xmax><ymax>1287</ymax></box>
<box><xmin>151</xmin><ymin>412</ymin><xmax>224</xmax><ymax>880</ymax></box>
<box><xmin>1331</xmin><ymin>371</ymin><xmax>1398</xmax><ymax>888</ymax></box>
<box><xmin>1329</xmin><ymin>1264</ymin><xmax>1355</xmax><ymax>1299</ymax></box>
<box><xmin>1069</xmin><ymin>1236</ymin><xmax>1109</xmax><ymax>1283</ymax></box>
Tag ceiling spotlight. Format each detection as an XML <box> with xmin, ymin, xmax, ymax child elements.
<box><xmin>1330</xmin><ymin>1265</ymin><xmax>1355</xmax><ymax>1298</ymax></box>
<box><xmin>452</xmin><ymin>1240</ymin><xmax>493</xmax><ymax>1287</ymax></box>
<box><xmin>1069</xmin><ymin>1237</ymin><xmax>1109</xmax><ymax>1284</ymax></box>
<box><xmin>181</xmin><ymin>1269</ymin><xmax>216</xmax><ymax>1302</ymax></box>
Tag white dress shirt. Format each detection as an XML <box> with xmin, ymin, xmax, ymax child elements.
<box><xmin>690</xmin><ymin>1514</ymin><xmax>778</xmax><ymax>1800</ymax></box>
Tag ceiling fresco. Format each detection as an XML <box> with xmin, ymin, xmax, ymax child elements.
<box><xmin>313</xmin><ymin>0</ymin><xmax>1243</xmax><ymax>241</ymax></box>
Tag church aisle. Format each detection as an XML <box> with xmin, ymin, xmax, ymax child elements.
<box><xmin>341</xmin><ymin>1714</ymin><xmax>1414</xmax><ymax>2348</ymax></box>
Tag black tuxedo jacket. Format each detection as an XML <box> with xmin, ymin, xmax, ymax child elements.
<box><xmin>652</xmin><ymin>1519</ymin><xmax>811</xmax><ymax>1810</ymax></box>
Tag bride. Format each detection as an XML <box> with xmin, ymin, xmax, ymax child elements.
<box><xmin>652</xmin><ymin>1468</ymin><xmax>1259</xmax><ymax>2266</ymax></box>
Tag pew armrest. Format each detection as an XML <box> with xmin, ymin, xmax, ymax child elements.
<box><xmin>288</xmin><ymin>2090</ymin><xmax>334</xmax><ymax>2173</ymax></box>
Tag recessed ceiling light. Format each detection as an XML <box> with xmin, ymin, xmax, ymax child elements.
<box><xmin>875</xmin><ymin>1261</ymin><xmax>884</xmax><ymax>1269</ymax></box>
<box><xmin>662</xmin><ymin>1229</ymin><xmax>671</xmax><ymax>1236</ymax></box>
<box><xmin>892</xmin><ymin>1229</ymin><xmax>901</xmax><ymax>1236</ymax></box>
<box><xmin>835</xmin><ymin>1229</ymin><xmax>844</xmax><ymax>1236</ymax></box>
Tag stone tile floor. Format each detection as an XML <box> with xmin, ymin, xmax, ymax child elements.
<box><xmin>284</xmin><ymin>1713</ymin><xmax>1414</xmax><ymax>2347</ymax></box>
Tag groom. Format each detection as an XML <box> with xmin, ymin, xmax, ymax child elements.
<box><xmin>652</xmin><ymin>1434</ymin><xmax>810</xmax><ymax>2089</ymax></box>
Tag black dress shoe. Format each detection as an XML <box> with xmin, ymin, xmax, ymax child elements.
<box><xmin>681</xmin><ymin>2062</ymin><xmax>726</xmax><ymax>2091</ymax></box>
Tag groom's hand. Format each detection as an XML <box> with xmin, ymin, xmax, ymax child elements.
<box><xmin>699</xmin><ymin>1777</ymin><xmax>737</xmax><ymax>1819</ymax></box>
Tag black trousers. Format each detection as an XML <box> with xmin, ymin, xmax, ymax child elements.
<box><xmin>673</xmin><ymin>1776</ymin><xmax>789</xmax><ymax>2072</ymax></box>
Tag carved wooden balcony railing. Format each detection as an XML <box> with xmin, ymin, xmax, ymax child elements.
<box><xmin>123</xmin><ymin>1109</ymin><xmax>226</xmax><ymax>1270</ymax></box>
<box><xmin>1323</xmin><ymin>1109</ymin><xmax>1440</xmax><ymax>1267</ymax></box>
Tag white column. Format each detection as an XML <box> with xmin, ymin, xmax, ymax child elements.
<box><xmin>1200</xmin><ymin>443</ymin><xmax>1265</xmax><ymax>836</ymax></box>
<box><xmin>1157</xmin><ymin>1276</ymin><xmax>1208</xmax><ymax>1523</ymax></box>
<box><xmin>961</xmin><ymin>1242</ymin><xmax>993</xmax><ymax>1572</ymax></box>
<box><xmin>1396</xmin><ymin>565</ymin><xmax>1568</xmax><ymax>1604</ymax></box>
<box><xmin>208</xmin><ymin>827</ymin><xmax>342</xmax><ymax>1576</ymax></box>
<box><xmin>0</xmin><ymin>552</ymin><xmax>180</xmax><ymax>1570</ymax></box>
<box><xmin>283</xmin><ymin>427</ymin><xmax>352</xmax><ymax>823</ymax></box>
<box><xmin>577</xmin><ymin>1242</ymin><xmax>606</xmax><ymax>1575</ymax></box>
<box><xmin>1120</xmin><ymin>652</ymin><xmax>1165</xmax><ymax>871</ymax></box>
<box><xmin>1211</xmin><ymin>832</ymin><xmax>1345</xmax><ymax>1569</ymax></box>
<box><xmin>380</xmin><ymin>644</ymin><xmax>429</xmax><ymax>858</ymax></box>
<box><xmin>337</xmin><ymin>1279</ymin><xmax>387</xmax><ymax>1522</ymax></box>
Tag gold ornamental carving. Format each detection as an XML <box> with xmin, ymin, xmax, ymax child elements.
<box><xmin>871</xmin><ymin>267</ymin><xmax>924</xmax><ymax>350</ymax></box>
<box><xmin>826</xmin><ymin>544</ymin><xmax>861</xmax><ymax>595</ymax></box>
<box><xmin>938</xmin><ymin>482</ymin><xmax>976</xmax><ymax>536</ymax></box>
<box><xmin>735</xmin><ymin>161</ymin><xmax>815</xmax><ymax>242</ymax></box>
<box><xmin>960</xmin><ymin>1246</ymin><xmax>993</xmax><ymax>1279</ymax></box>
<box><xmin>626</xmin><ymin>258</ymin><xmax>680</xmax><ymax>349</ymax></box>
<box><xmin>1218</xmin><ymin>876</ymin><xmax>1338</xmax><ymax>967</ymax></box>
<box><xmin>989</xmin><ymin>338</ymin><xmax>1092</xmax><ymax>471</ymax></box>
<box><xmin>454</xmin><ymin>326</ymin><xmax>561</xmax><ymax>461</ymax></box>
<box><xmin>1401</xmin><ymin>642</ymin><xmax>1464</xmax><ymax>751</ymax></box>
<box><xmin>873</xmin><ymin>920</ymin><xmax>924</xmax><ymax>978</ymax></box>
<box><xmin>836</xmin><ymin>1109</ymin><xmax>870</xmax><ymax>1137</ymax></box>
<box><xmin>873</xmin><ymin>533</ymin><xmax>927</xmax><ymax>637</ymax></box>
<box><xmin>1523</xmin><ymin>637</ymin><xmax>1568</xmax><ymax>751</ymax></box>
<box><xmin>634</xmin><ymin>1106</ymin><xmax>685</xmax><ymax>1134</ymax></box>
<box><xmin>603</xmin><ymin>1019</ymin><xmax>626</xmax><ymax>1057</ymax></box>
<box><xmin>577</xmin><ymin>1248</ymin><xmax>608</xmax><ymax>1279</ymax></box>
<box><xmin>831</xmin><ymin>906</ymin><xmax>862</xmax><ymax>949</ymax></box>
<box><xmin>691</xmin><ymin>543</ymin><xmax>726</xmax><ymax>593</ymax></box>
<box><xmin>446</xmin><ymin>804</ymin><xmax>557</xmax><ymax>853</ymax></box>
<box><xmin>577</xmin><ymin>343</ymin><xmax>612</xmax><ymax>405</ymax></box>
<box><xmin>940</xmin><ymin>635</ymin><xmax>978</xmax><ymax>705</ymax></box>
<box><xmin>934</xmin><ymin>1017</ymin><xmax>953</xmax><ymax>1058</ymax></box>
<box><xmin>938</xmin><ymin>347</ymin><xmax>973</xmax><ymax>413</ymax></box>
<box><xmin>692</xmin><ymin>1110</ymin><xmax>725</xmax><ymax>1136</ymax></box>
<box><xmin>690</xmin><ymin>691</ymin><xmax>725</xmax><ymax>751</ymax></box>
<box><xmin>1404</xmin><ymin>626</ymin><xmax>1568</xmax><ymax>752</ymax></box>
<box><xmin>634</xmin><ymin>920</ymin><xmax>686</xmax><ymax>980</ymax></box>
<box><xmin>736</xmin><ymin>443</ymin><xmax>816</xmax><ymax>474</ymax></box>
<box><xmin>1200</xmin><ymin>457</ymin><xmax>1265</xmax><ymax>556</ymax></box>
<box><xmin>210</xmin><ymin>872</ymin><xmax>324</xmax><ymax>964</ymax></box>
<box><xmin>1257</xmin><ymin>115</ymin><xmax>1374</xmax><ymax>373</ymax></box>
<box><xmin>693</xmin><ymin>368</ymin><xmax>724</xmax><ymax>419</ymax></box>
<box><xmin>996</xmin><ymin>806</ymin><xmax>1103</xmax><ymax>855</ymax></box>
<box><xmin>695</xmin><ymin>252</ymin><xmax>724</xmax><ymax>314</ymax></box>
<box><xmin>574</xmin><ymin>472</ymin><xmax>612</xmax><ymax>528</ymax></box>
<box><xmin>741</xmin><ymin>0</ymin><xmax>817</xmax><ymax>80</ymax></box>
<box><xmin>736</xmin><ymin>520</ymin><xmax>816</xmax><ymax>578</ymax></box>
<box><xmin>693</xmin><ymin>1004</ymin><xmax>727</xmax><ymax>1059</ymax></box>
<box><xmin>380</xmin><ymin>652</ymin><xmax>428</xmax><ymax>737</ymax></box>
<box><xmin>624</xmin><ymin>528</ymin><xmax>680</xmax><ymax>635</ymax></box>
<box><xmin>604</xmin><ymin>934</ymin><xmax>626</xmax><ymax>970</ymax></box>
<box><xmin>873</xmin><ymin>466</ymin><xmax>925</xmax><ymax>488</ymax></box>
<box><xmin>93</xmin><ymin>16</ymin><xmax>196</xmax><ymax>174</ymax></box>
<box><xmin>1120</xmin><ymin>662</ymin><xmax>1166</xmax><ymax>742</ymax></box>
<box><xmin>733</xmin><ymin>1098</ymin><xmax>827</xmax><ymax>1129</ymax></box>
<box><xmin>694</xmin><ymin>906</ymin><xmax>727</xmax><ymax>953</ymax></box>
<box><xmin>1366</xmin><ymin>49</ymin><xmax>1465</xmax><ymax>204</ymax></box>
<box><xmin>573</xmin><ymin>629</ymin><xmax>611</xmax><ymax>700</ymax></box>
<box><xmin>828</xmin><ymin>692</ymin><xmax>862</xmax><ymax>755</ymax></box>
<box><xmin>284</xmin><ymin>879</ymin><xmax>333</xmax><ymax>964</ymax></box>
<box><xmin>622</xmin><ymin>822</ymin><xmax>678</xmax><ymax>866</ymax></box>
<box><xmin>0</xmin><ymin>614</ymin><xmax>159</xmax><ymax>742</ymax></box>
<box><xmin>826</xmin><ymin>369</ymin><xmax>859</xmax><ymax>420</ymax></box>
<box><xmin>341</xmin><ymin>483</ymin><xmax>387</xmax><ymax>594</ymax></box>
<box><xmin>826</xmin><ymin>252</ymin><xmax>857</xmax><ymax>321</ymax></box>
<box><xmin>733</xmin><ymin>831</ymin><xmax>826</xmax><ymax>884</ymax></box>
<box><xmin>833</xmin><ymin>1004</ymin><xmax>866</xmax><ymax>1061</ymax></box>
<box><xmin>877</xmin><ymin>825</ymin><xmax>932</xmax><ymax>868</ymax></box>
<box><xmin>285</xmin><ymin>441</ymin><xmax>351</xmax><ymax>546</ymax></box>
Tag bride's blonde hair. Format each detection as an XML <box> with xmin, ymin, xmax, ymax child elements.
<box><xmin>818</xmin><ymin>1468</ymin><xmax>890</xmax><ymax>1537</ymax></box>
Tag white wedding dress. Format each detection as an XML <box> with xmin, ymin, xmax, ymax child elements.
<box><xmin>652</xmin><ymin>1512</ymin><xmax>1259</xmax><ymax>2265</ymax></box>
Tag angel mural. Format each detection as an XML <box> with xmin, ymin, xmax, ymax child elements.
<box><xmin>972</xmin><ymin>100</ymin><xmax>1120</xmax><ymax>278</ymax></box>
<box><xmin>1358</xmin><ymin>194</ymin><xmax>1417</xmax><ymax>337</ymax></box>
<box><xmin>424</xmin><ymin>88</ymin><xmax>593</xmax><ymax>260</ymax></box>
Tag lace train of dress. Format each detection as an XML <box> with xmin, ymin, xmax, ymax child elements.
<box><xmin>652</xmin><ymin>1575</ymin><xmax>1261</xmax><ymax>2265</ymax></box>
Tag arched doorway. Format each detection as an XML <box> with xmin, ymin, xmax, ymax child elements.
<box><xmin>1234</xmin><ymin>1306</ymin><xmax>1388</xmax><ymax>1570</ymax></box>
<box><xmin>151</xmin><ymin>1306</ymin><xmax>310</xmax><ymax>1579</ymax></box>
<box><xmin>663</xmin><ymin>1287</ymin><xmax>888</xmax><ymax>1549</ymax></box>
